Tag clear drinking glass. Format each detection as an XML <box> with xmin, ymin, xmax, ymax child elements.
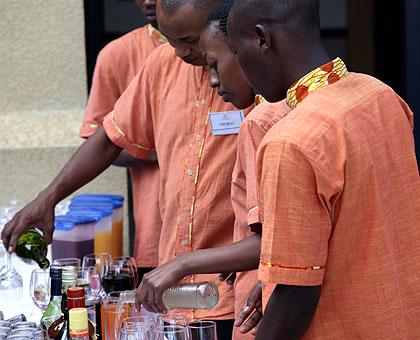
<box><xmin>121</xmin><ymin>316</ymin><xmax>157</xmax><ymax>331</ymax></box>
<box><xmin>157</xmin><ymin>313</ymin><xmax>189</xmax><ymax>327</ymax></box>
<box><xmin>152</xmin><ymin>325</ymin><xmax>190</xmax><ymax>340</ymax></box>
<box><xmin>103</xmin><ymin>297</ymin><xmax>130</xmax><ymax>340</ymax></box>
<box><xmin>52</xmin><ymin>257</ymin><xmax>81</xmax><ymax>268</ymax></box>
<box><xmin>188</xmin><ymin>321</ymin><xmax>218</xmax><ymax>340</ymax></box>
<box><xmin>82</xmin><ymin>253</ymin><xmax>112</xmax><ymax>277</ymax></box>
<box><xmin>119</xmin><ymin>324</ymin><xmax>152</xmax><ymax>340</ymax></box>
<box><xmin>77</xmin><ymin>266</ymin><xmax>102</xmax><ymax>305</ymax></box>
<box><xmin>29</xmin><ymin>268</ymin><xmax>50</xmax><ymax>311</ymax></box>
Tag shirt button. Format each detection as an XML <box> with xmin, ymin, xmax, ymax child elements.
<box><xmin>201</xmin><ymin>99</ymin><xmax>207</xmax><ymax>105</ymax></box>
<box><xmin>181</xmin><ymin>240</ymin><xmax>188</xmax><ymax>246</ymax></box>
<box><xmin>195</xmin><ymin>134</ymin><xmax>201</xmax><ymax>141</ymax></box>
<box><xmin>187</xmin><ymin>169</ymin><xmax>193</xmax><ymax>176</ymax></box>
<box><xmin>183</xmin><ymin>206</ymin><xmax>190</xmax><ymax>212</ymax></box>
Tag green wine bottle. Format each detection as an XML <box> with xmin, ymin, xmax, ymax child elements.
<box><xmin>16</xmin><ymin>229</ymin><xmax>50</xmax><ymax>269</ymax></box>
<box><xmin>41</xmin><ymin>267</ymin><xmax>63</xmax><ymax>338</ymax></box>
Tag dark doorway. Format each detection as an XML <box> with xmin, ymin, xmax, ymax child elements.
<box><xmin>83</xmin><ymin>0</ymin><xmax>147</xmax><ymax>255</ymax></box>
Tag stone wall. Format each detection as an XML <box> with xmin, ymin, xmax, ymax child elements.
<box><xmin>0</xmin><ymin>0</ymin><xmax>129</xmax><ymax>254</ymax></box>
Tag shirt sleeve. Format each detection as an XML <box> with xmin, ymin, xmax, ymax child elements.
<box><xmin>237</xmin><ymin>120</ymin><xmax>267</xmax><ymax>226</ymax></box>
<box><xmin>80</xmin><ymin>45</ymin><xmax>124</xmax><ymax>138</ymax></box>
<box><xmin>103</xmin><ymin>59</ymin><xmax>156</xmax><ymax>160</ymax></box>
<box><xmin>258</xmin><ymin>140</ymin><xmax>332</xmax><ymax>286</ymax></box>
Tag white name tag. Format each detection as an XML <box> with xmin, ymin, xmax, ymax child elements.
<box><xmin>209</xmin><ymin>110</ymin><xmax>244</xmax><ymax>136</ymax></box>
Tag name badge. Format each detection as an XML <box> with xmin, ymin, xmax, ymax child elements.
<box><xmin>209</xmin><ymin>110</ymin><xmax>244</xmax><ymax>136</ymax></box>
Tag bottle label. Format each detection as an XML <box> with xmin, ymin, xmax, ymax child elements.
<box><xmin>70</xmin><ymin>328</ymin><xmax>89</xmax><ymax>337</ymax></box>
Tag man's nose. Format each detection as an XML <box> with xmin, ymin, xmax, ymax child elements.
<box><xmin>143</xmin><ymin>0</ymin><xmax>156</xmax><ymax>8</ymax></box>
<box><xmin>176</xmin><ymin>46</ymin><xmax>192</xmax><ymax>60</ymax></box>
<box><xmin>210</xmin><ymin>69</ymin><xmax>220</xmax><ymax>88</ymax></box>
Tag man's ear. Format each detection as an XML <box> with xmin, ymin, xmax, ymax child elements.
<box><xmin>255</xmin><ymin>24</ymin><xmax>272</xmax><ymax>54</ymax></box>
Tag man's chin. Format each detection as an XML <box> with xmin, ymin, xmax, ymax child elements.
<box><xmin>181</xmin><ymin>57</ymin><xmax>206</xmax><ymax>67</ymax></box>
<box><xmin>147</xmin><ymin>19</ymin><xmax>159</xmax><ymax>29</ymax></box>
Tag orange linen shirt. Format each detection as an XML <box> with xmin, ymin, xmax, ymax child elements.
<box><xmin>257</xmin><ymin>72</ymin><xmax>420</xmax><ymax>338</ymax></box>
<box><xmin>231</xmin><ymin>100</ymin><xmax>290</xmax><ymax>340</ymax></box>
<box><xmin>80</xmin><ymin>25</ymin><xmax>165</xmax><ymax>267</ymax></box>
<box><xmin>103</xmin><ymin>43</ymin><xmax>253</xmax><ymax>321</ymax></box>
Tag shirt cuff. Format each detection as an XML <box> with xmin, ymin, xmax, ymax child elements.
<box><xmin>79</xmin><ymin>123</ymin><xmax>99</xmax><ymax>138</ymax></box>
<box><xmin>103</xmin><ymin>111</ymin><xmax>152</xmax><ymax>159</ymax></box>
<box><xmin>258</xmin><ymin>259</ymin><xmax>325</xmax><ymax>286</ymax></box>
<box><xmin>247</xmin><ymin>206</ymin><xmax>262</xmax><ymax>226</ymax></box>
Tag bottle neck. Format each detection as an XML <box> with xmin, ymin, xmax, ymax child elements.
<box><xmin>50</xmin><ymin>278</ymin><xmax>62</xmax><ymax>298</ymax></box>
<box><xmin>33</xmin><ymin>253</ymin><xmax>50</xmax><ymax>269</ymax></box>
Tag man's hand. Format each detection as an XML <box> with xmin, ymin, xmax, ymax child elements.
<box><xmin>219</xmin><ymin>272</ymin><xmax>237</xmax><ymax>285</ymax></box>
<box><xmin>135</xmin><ymin>256</ymin><xmax>187</xmax><ymax>314</ymax></box>
<box><xmin>235</xmin><ymin>281</ymin><xmax>263</xmax><ymax>335</ymax></box>
<box><xmin>255</xmin><ymin>285</ymin><xmax>321</xmax><ymax>340</ymax></box>
<box><xmin>1</xmin><ymin>193</ymin><xmax>56</xmax><ymax>252</ymax></box>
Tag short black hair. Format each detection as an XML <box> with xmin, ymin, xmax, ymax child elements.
<box><xmin>230</xmin><ymin>0</ymin><xmax>321</xmax><ymax>37</ymax></box>
<box><xmin>160</xmin><ymin>0</ymin><xmax>220</xmax><ymax>16</ymax></box>
<box><xmin>205</xmin><ymin>0</ymin><xmax>234</xmax><ymax>40</ymax></box>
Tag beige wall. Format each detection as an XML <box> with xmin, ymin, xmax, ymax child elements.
<box><xmin>0</xmin><ymin>0</ymin><xmax>129</xmax><ymax>253</ymax></box>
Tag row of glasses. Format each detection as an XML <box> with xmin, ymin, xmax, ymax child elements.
<box><xmin>30</xmin><ymin>263</ymin><xmax>104</xmax><ymax>312</ymax></box>
<box><xmin>29</xmin><ymin>253</ymin><xmax>138</xmax><ymax>319</ymax></box>
<box><xmin>0</xmin><ymin>320</ymin><xmax>41</xmax><ymax>340</ymax></box>
<box><xmin>118</xmin><ymin>315</ymin><xmax>218</xmax><ymax>340</ymax></box>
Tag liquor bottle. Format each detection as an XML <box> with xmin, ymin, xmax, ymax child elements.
<box><xmin>48</xmin><ymin>271</ymin><xmax>81</xmax><ymax>340</ymax></box>
<box><xmin>62</xmin><ymin>266</ymin><xmax>78</xmax><ymax>339</ymax></box>
<box><xmin>68</xmin><ymin>287</ymin><xmax>98</xmax><ymax>339</ymax></box>
<box><xmin>162</xmin><ymin>282</ymin><xmax>219</xmax><ymax>310</ymax></box>
<box><xmin>94</xmin><ymin>302</ymin><xmax>102</xmax><ymax>340</ymax></box>
<box><xmin>15</xmin><ymin>229</ymin><xmax>50</xmax><ymax>269</ymax></box>
<box><xmin>41</xmin><ymin>267</ymin><xmax>63</xmax><ymax>338</ymax></box>
<box><xmin>69</xmin><ymin>308</ymin><xmax>89</xmax><ymax>340</ymax></box>
<box><xmin>68</xmin><ymin>287</ymin><xmax>86</xmax><ymax>310</ymax></box>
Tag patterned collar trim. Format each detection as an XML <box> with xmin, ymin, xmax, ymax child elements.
<box><xmin>286</xmin><ymin>57</ymin><xmax>348</xmax><ymax>109</ymax></box>
<box><xmin>255</xmin><ymin>94</ymin><xmax>265</xmax><ymax>106</ymax></box>
<box><xmin>147</xmin><ymin>24</ymin><xmax>168</xmax><ymax>44</ymax></box>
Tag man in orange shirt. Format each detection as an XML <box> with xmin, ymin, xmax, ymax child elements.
<box><xmin>2</xmin><ymin>0</ymin><xmax>249</xmax><ymax>338</ymax></box>
<box><xmin>80</xmin><ymin>0</ymin><xmax>166</xmax><ymax>276</ymax></box>
<box><xmin>132</xmin><ymin>4</ymin><xmax>289</xmax><ymax>339</ymax></box>
<box><xmin>228</xmin><ymin>0</ymin><xmax>420</xmax><ymax>339</ymax></box>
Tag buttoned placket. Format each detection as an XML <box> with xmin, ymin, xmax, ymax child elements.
<box><xmin>173</xmin><ymin>69</ymin><xmax>214</xmax><ymax>322</ymax></box>
<box><xmin>175</xmin><ymin>68</ymin><xmax>214</xmax><ymax>256</ymax></box>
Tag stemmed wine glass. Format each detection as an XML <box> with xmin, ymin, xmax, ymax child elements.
<box><xmin>0</xmin><ymin>213</ymin><xmax>23</xmax><ymax>306</ymax></box>
<box><xmin>82</xmin><ymin>253</ymin><xmax>112</xmax><ymax>277</ymax></box>
<box><xmin>30</xmin><ymin>268</ymin><xmax>50</xmax><ymax>311</ymax></box>
<box><xmin>76</xmin><ymin>266</ymin><xmax>102</xmax><ymax>304</ymax></box>
<box><xmin>102</xmin><ymin>256</ymin><xmax>137</xmax><ymax>294</ymax></box>
<box><xmin>112</xmin><ymin>257</ymin><xmax>138</xmax><ymax>288</ymax></box>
